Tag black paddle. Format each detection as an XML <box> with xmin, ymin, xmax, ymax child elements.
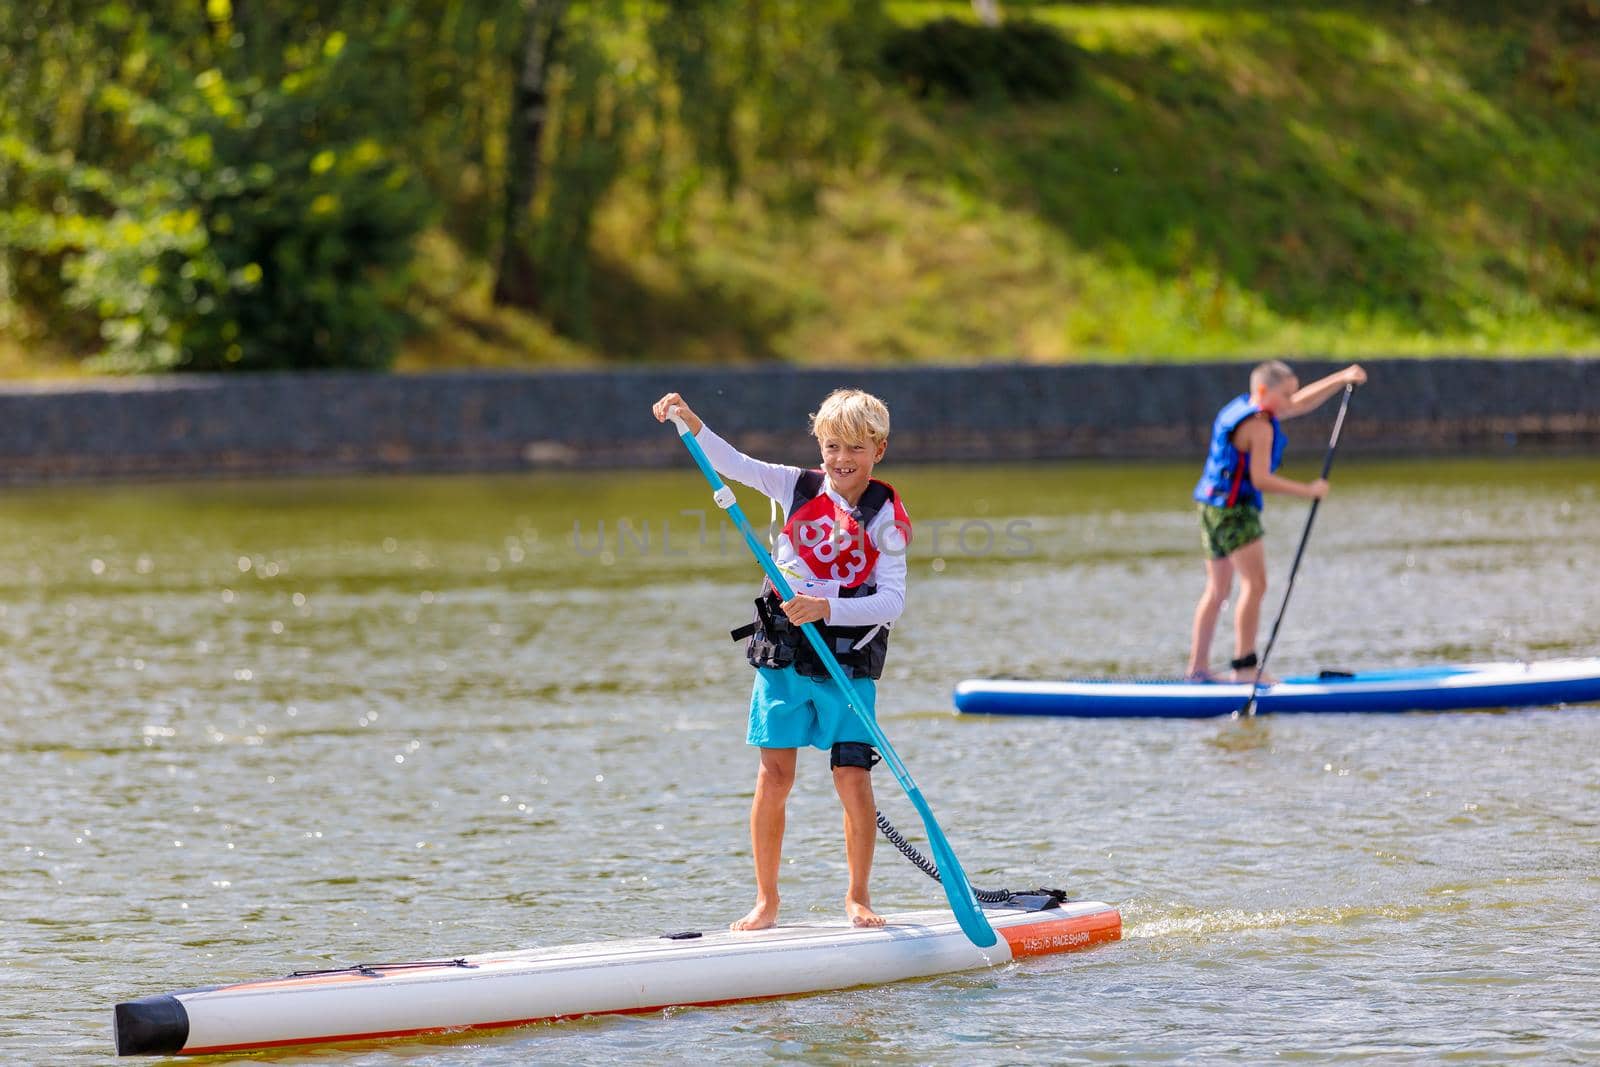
<box><xmin>1240</xmin><ymin>383</ymin><xmax>1357</xmax><ymax>717</ymax></box>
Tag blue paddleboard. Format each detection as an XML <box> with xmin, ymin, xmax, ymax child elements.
<box><xmin>953</xmin><ymin>659</ymin><xmax>1600</xmax><ymax>719</ymax></box>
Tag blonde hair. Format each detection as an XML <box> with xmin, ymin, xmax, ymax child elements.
<box><xmin>1250</xmin><ymin>359</ymin><xmax>1296</xmax><ymax>392</ymax></box>
<box><xmin>809</xmin><ymin>388</ymin><xmax>890</xmax><ymax>446</ymax></box>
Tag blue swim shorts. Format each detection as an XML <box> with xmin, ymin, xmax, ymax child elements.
<box><xmin>748</xmin><ymin>666</ymin><xmax>877</xmax><ymax>750</ymax></box>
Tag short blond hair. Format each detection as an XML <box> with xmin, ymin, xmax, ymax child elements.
<box><xmin>809</xmin><ymin>388</ymin><xmax>890</xmax><ymax>446</ymax></box>
<box><xmin>1250</xmin><ymin>359</ymin><xmax>1296</xmax><ymax>392</ymax></box>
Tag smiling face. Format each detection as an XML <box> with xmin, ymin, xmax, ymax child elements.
<box><xmin>807</xmin><ymin>389</ymin><xmax>893</xmax><ymax>504</ymax></box>
<box><xmin>818</xmin><ymin>435</ymin><xmax>887</xmax><ymax>503</ymax></box>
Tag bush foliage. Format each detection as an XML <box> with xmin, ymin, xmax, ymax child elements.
<box><xmin>879</xmin><ymin>17</ymin><xmax>1080</xmax><ymax>102</ymax></box>
<box><xmin>0</xmin><ymin>0</ymin><xmax>886</xmax><ymax>372</ymax></box>
<box><xmin>0</xmin><ymin>7</ymin><xmax>433</xmax><ymax>371</ymax></box>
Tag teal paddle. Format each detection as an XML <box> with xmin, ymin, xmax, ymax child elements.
<box><xmin>1240</xmin><ymin>383</ymin><xmax>1356</xmax><ymax>717</ymax></box>
<box><xmin>666</xmin><ymin>410</ymin><xmax>998</xmax><ymax>949</ymax></box>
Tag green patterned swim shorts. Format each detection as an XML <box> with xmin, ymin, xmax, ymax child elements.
<box><xmin>1198</xmin><ymin>503</ymin><xmax>1265</xmax><ymax>559</ymax></box>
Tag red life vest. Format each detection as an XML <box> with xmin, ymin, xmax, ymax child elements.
<box><xmin>785</xmin><ymin>471</ymin><xmax>912</xmax><ymax>587</ymax></box>
<box><xmin>730</xmin><ymin>470</ymin><xmax>910</xmax><ymax>681</ymax></box>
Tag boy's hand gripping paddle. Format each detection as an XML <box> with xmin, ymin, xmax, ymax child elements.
<box><xmin>1240</xmin><ymin>383</ymin><xmax>1357</xmax><ymax>717</ymax></box>
<box><xmin>666</xmin><ymin>409</ymin><xmax>997</xmax><ymax>949</ymax></box>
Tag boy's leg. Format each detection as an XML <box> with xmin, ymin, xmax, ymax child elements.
<box><xmin>812</xmin><ymin>679</ymin><xmax>883</xmax><ymax>928</ymax></box>
<box><xmin>732</xmin><ymin>746</ymin><xmax>797</xmax><ymax>931</ymax></box>
<box><xmin>1186</xmin><ymin>555</ymin><xmax>1235</xmax><ymax>679</ymax></box>
<box><xmin>831</xmin><ymin>759</ymin><xmax>885</xmax><ymax>928</ymax></box>
<box><xmin>1230</xmin><ymin>539</ymin><xmax>1271</xmax><ymax>681</ymax></box>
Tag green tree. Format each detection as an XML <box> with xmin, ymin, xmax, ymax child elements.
<box><xmin>494</xmin><ymin>0</ymin><xmax>569</xmax><ymax>310</ymax></box>
<box><xmin>1</xmin><ymin>0</ymin><xmax>432</xmax><ymax>371</ymax></box>
<box><xmin>489</xmin><ymin>0</ymin><xmax>886</xmax><ymax>339</ymax></box>
<box><xmin>0</xmin><ymin>0</ymin><xmax>890</xmax><ymax>365</ymax></box>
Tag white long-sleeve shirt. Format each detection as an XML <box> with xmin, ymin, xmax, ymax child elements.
<box><xmin>696</xmin><ymin>425</ymin><xmax>906</xmax><ymax>629</ymax></box>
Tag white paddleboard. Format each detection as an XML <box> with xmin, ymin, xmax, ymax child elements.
<box><xmin>114</xmin><ymin>901</ymin><xmax>1121</xmax><ymax>1056</ymax></box>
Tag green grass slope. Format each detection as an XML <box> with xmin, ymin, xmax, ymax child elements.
<box><xmin>9</xmin><ymin>3</ymin><xmax>1600</xmax><ymax>374</ymax></box>
<box><xmin>408</xmin><ymin>2</ymin><xmax>1600</xmax><ymax>368</ymax></box>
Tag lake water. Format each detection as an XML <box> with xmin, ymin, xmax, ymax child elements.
<box><xmin>3</xmin><ymin>457</ymin><xmax>1597</xmax><ymax>1064</ymax></box>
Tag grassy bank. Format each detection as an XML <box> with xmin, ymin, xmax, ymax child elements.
<box><xmin>10</xmin><ymin>2</ymin><xmax>1600</xmax><ymax>376</ymax></box>
<box><xmin>402</xmin><ymin>2</ymin><xmax>1600</xmax><ymax>369</ymax></box>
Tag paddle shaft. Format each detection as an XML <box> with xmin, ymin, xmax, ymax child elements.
<box><xmin>666</xmin><ymin>412</ymin><xmax>997</xmax><ymax>948</ymax></box>
<box><xmin>1242</xmin><ymin>384</ymin><xmax>1356</xmax><ymax>715</ymax></box>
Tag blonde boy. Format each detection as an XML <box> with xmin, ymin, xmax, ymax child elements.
<box><xmin>651</xmin><ymin>389</ymin><xmax>910</xmax><ymax>931</ymax></box>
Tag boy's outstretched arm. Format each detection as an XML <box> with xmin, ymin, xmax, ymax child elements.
<box><xmin>1283</xmin><ymin>364</ymin><xmax>1365</xmax><ymax>418</ymax></box>
<box><xmin>650</xmin><ymin>391</ymin><xmax>798</xmax><ymax>504</ymax></box>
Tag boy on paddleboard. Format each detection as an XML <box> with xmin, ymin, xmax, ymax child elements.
<box><xmin>651</xmin><ymin>389</ymin><xmax>909</xmax><ymax>931</ymax></box>
<box><xmin>1187</xmin><ymin>360</ymin><xmax>1366</xmax><ymax>682</ymax></box>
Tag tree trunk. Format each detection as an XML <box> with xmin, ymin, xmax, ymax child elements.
<box><xmin>972</xmin><ymin>0</ymin><xmax>1002</xmax><ymax>26</ymax></box>
<box><xmin>493</xmin><ymin>0</ymin><xmax>567</xmax><ymax>309</ymax></box>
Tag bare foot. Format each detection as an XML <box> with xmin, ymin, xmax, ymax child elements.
<box><xmin>846</xmin><ymin>897</ymin><xmax>886</xmax><ymax>928</ymax></box>
<box><xmin>1234</xmin><ymin>669</ymin><xmax>1278</xmax><ymax>685</ymax></box>
<box><xmin>730</xmin><ymin>899</ymin><xmax>779</xmax><ymax>931</ymax></box>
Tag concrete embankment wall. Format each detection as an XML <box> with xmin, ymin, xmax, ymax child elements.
<box><xmin>0</xmin><ymin>358</ymin><xmax>1594</xmax><ymax>484</ymax></box>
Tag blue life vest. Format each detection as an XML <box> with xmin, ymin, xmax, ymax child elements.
<box><xmin>1192</xmin><ymin>394</ymin><xmax>1286</xmax><ymax>509</ymax></box>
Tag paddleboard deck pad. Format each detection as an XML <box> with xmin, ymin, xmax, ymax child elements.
<box><xmin>114</xmin><ymin>900</ymin><xmax>1120</xmax><ymax>1056</ymax></box>
<box><xmin>954</xmin><ymin>658</ymin><xmax>1600</xmax><ymax>719</ymax></box>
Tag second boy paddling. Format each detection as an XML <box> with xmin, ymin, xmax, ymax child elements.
<box><xmin>1186</xmin><ymin>360</ymin><xmax>1367</xmax><ymax>683</ymax></box>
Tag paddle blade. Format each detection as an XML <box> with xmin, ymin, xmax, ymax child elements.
<box><xmin>907</xmin><ymin>787</ymin><xmax>997</xmax><ymax>948</ymax></box>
